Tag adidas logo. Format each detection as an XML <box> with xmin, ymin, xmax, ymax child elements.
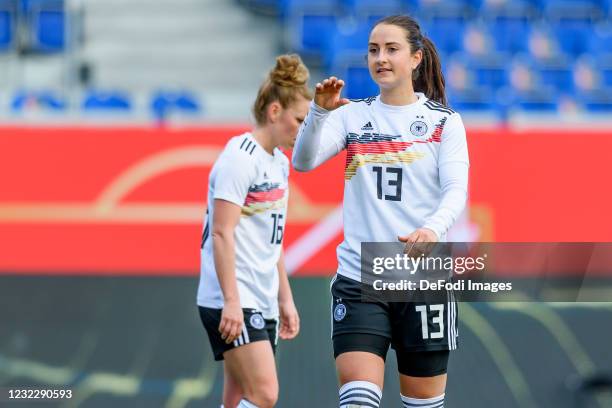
<box><xmin>361</xmin><ymin>121</ymin><xmax>373</xmax><ymax>130</ymax></box>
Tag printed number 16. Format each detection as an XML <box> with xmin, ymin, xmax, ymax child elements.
<box><xmin>270</xmin><ymin>213</ymin><xmax>284</xmax><ymax>244</ymax></box>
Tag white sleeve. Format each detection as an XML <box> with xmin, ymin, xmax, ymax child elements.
<box><xmin>213</xmin><ymin>154</ymin><xmax>256</xmax><ymax>207</ymax></box>
<box><xmin>422</xmin><ymin>113</ymin><xmax>470</xmax><ymax>239</ymax></box>
<box><xmin>292</xmin><ymin>101</ymin><xmax>347</xmax><ymax>171</ymax></box>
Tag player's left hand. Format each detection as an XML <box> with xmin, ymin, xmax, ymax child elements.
<box><xmin>279</xmin><ymin>300</ymin><xmax>300</xmax><ymax>340</ymax></box>
<box><xmin>398</xmin><ymin>228</ymin><xmax>438</xmax><ymax>257</ymax></box>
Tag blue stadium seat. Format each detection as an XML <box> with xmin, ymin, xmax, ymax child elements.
<box><xmin>288</xmin><ymin>7</ymin><xmax>339</xmax><ymax>60</ymax></box>
<box><xmin>151</xmin><ymin>91</ymin><xmax>200</xmax><ymax>119</ymax></box>
<box><xmin>332</xmin><ymin>53</ymin><xmax>378</xmax><ymax>99</ymax></box>
<box><xmin>467</xmin><ymin>57</ymin><xmax>509</xmax><ymax>89</ymax></box>
<box><xmin>553</xmin><ymin>21</ymin><xmax>591</xmax><ymax>57</ymax></box>
<box><xmin>11</xmin><ymin>90</ymin><xmax>66</xmax><ymax>111</ymax></box>
<box><xmin>447</xmin><ymin>87</ymin><xmax>499</xmax><ymax>113</ymax></box>
<box><xmin>414</xmin><ymin>0</ymin><xmax>471</xmax><ymax>19</ymax></box>
<box><xmin>577</xmin><ymin>89</ymin><xmax>612</xmax><ymax>112</ymax></box>
<box><xmin>537</xmin><ymin>60</ymin><xmax>575</xmax><ymax>94</ymax></box>
<box><xmin>491</xmin><ymin>18</ymin><xmax>530</xmax><ymax>54</ymax></box>
<box><xmin>420</xmin><ymin>18</ymin><xmax>466</xmax><ymax>55</ymax></box>
<box><xmin>527</xmin><ymin>25</ymin><xmax>565</xmax><ymax>62</ymax></box>
<box><xmin>343</xmin><ymin>0</ymin><xmax>403</xmax><ymax>17</ymax></box>
<box><xmin>281</xmin><ymin>0</ymin><xmax>337</xmax><ymax>19</ymax></box>
<box><xmin>82</xmin><ymin>91</ymin><xmax>131</xmax><ymax>111</ymax></box>
<box><xmin>476</xmin><ymin>0</ymin><xmax>536</xmax><ymax>20</ymax></box>
<box><xmin>0</xmin><ymin>0</ymin><xmax>16</xmax><ymax>52</ymax></box>
<box><xmin>511</xmin><ymin>87</ymin><xmax>559</xmax><ymax>112</ymax></box>
<box><xmin>324</xmin><ymin>22</ymin><xmax>370</xmax><ymax>69</ymax></box>
<box><xmin>542</xmin><ymin>0</ymin><xmax>603</xmax><ymax>20</ymax></box>
<box><xmin>588</xmin><ymin>24</ymin><xmax>612</xmax><ymax>58</ymax></box>
<box><xmin>29</xmin><ymin>0</ymin><xmax>65</xmax><ymax>52</ymax></box>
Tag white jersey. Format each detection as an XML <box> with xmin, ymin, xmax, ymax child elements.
<box><xmin>197</xmin><ymin>132</ymin><xmax>289</xmax><ymax>318</ymax></box>
<box><xmin>293</xmin><ymin>93</ymin><xmax>469</xmax><ymax>282</ymax></box>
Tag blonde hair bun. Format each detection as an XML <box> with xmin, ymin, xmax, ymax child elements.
<box><xmin>270</xmin><ymin>54</ymin><xmax>309</xmax><ymax>88</ymax></box>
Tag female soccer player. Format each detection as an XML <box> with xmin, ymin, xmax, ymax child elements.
<box><xmin>197</xmin><ymin>54</ymin><xmax>311</xmax><ymax>408</ymax></box>
<box><xmin>293</xmin><ymin>15</ymin><xmax>469</xmax><ymax>408</ymax></box>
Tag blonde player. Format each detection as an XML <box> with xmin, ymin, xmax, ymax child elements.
<box><xmin>293</xmin><ymin>15</ymin><xmax>469</xmax><ymax>408</ymax></box>
<box><xmin>197</xmin><ymin>54</ymin><xmax>312</xmax><ymax>408</ymax></box>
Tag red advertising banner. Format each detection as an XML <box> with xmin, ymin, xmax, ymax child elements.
<box><xmin>1</xmin><ymin>126</ymin><xmax>611</xmax><ymax>276</ymax></box>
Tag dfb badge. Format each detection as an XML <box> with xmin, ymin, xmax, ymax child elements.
<box><xmin>410</xmin><ymin>120</ymin><xmax>428</xmax><ymax>137</ymax></box>
<box><xmin>334</xmin><ymin>303</ymin><xmax>347</xmax><ymax>321</ymax></box>
<box><xmin>249</xmin><ymin>313</ymin><xmax>265</xmax><ymax>330</ymax></box>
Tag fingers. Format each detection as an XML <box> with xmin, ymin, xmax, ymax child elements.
<box><xmin>279</xmin><ymin>313</ymin><xmax>300</xmax><ymax>340</ymax></box>
<box><xmin>219</xmin><ymin>315</ymin><xmax>243</xmax><ymax>344</ymax></box>
<box><xmin>315</xmin><ymin>77</ymin><xmax>345</xmax><ymax>93</ymax></box>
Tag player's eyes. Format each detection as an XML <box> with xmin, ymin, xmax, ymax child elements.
<box><xmin>388</xmin><ymin>47</ymin><xmax>397</xmax><ymax>52</ymax></box>
<box><xmin>368</xmin><ymin>48</ymin><xmax>377</xmax><ymax>54</ymax></box>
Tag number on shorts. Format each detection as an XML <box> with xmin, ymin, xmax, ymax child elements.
<box><xmin>415</xmin><ymin>304</ymin><xmax>444</xmax><ymax>340</ymax></box>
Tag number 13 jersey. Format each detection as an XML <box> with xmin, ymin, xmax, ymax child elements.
<box><xmin>197</xmin><ymin>132</ymin><xmax>289</xmax><ymax>319</ymax></box>
<box><xmin>294</xmin><ymin>93</ymin><xmax>469</xmax><ymax>283</ymax></box>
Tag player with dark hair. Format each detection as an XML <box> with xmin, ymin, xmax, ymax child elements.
<box><xmin>293</xmin><ymin>15</ymin><xmax>469</xmax><ymax>408</ymax></box>
<box><xmin>198</xmin><ymin>54</ymin><xmax>312</xmax><ymax>408</ymax></box>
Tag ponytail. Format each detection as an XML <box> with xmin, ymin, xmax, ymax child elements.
<box><xmin>374</xmin><ymin>15</ymin><xmax>448</xmax><ymax>106</ymax></box>
<box><xmin>413</xmin><ymin>36</ymin><xmax>446</xmax><ymax>105</ymax></box>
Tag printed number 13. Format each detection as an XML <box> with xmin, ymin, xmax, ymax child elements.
<box><xmin>372</xmin><ymin>166</ymin><xmax>402</xmax><ymax>201</ymax></box>
<box><xmin>415</xmin><ymin>304</ymin><xmax>444</xmax><ymax>340</ymax></box>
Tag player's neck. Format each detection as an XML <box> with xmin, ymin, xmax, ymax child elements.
<box><xmin>379</xmin><ymin>86</ymin><xmax>418</xmax><ymax>106</ymax></box>
<box><xmin>251</xmin><ymin>127</ymin><xmax>276</xmax><ymax>156</ymax></box>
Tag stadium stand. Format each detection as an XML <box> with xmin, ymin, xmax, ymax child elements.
<box><xmin>1</xmin><ymin>0</ymin><xmax>612</xmax><ymax>120</ymax></box>
<box><xmin>239</xmin><ymin>0</ymin><xmax>612</xmax><ymax>116</ymax></box>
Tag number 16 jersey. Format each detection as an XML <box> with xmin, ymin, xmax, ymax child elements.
<box><xmin>197</xmin><ymin>132</ymin><xmax>289</xmax><ymax>319</ymax></box>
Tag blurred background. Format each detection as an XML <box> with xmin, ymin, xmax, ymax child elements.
<box><xmin>1</xmin><ymin>0</ymin><xmax>612</xmax><ymax>407</ymax></box>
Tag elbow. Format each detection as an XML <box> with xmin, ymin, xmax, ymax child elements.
<box><xmin>291</xmin><ymin>159</ymin><xmax>313</xmax><ymax>172</ymax></box>
<box><xmin>211</xmin><ymin>227</ymin><xmax>233</xmax><ymax>243</ymax></box>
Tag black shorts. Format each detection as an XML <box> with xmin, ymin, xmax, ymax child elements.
<box><xmin>331</xmin><ymin>275</ymin><xmax>458</xmax><ymax>376</ymax></box>
<box><xmin>199</xmin><ymin>306</ymin><xmax>279</xmax><ymax>361</ymax></box>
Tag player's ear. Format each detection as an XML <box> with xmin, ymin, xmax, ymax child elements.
<box><xmin>411</xmin><ymin>48</ymin><xmax>423</xmax><ymax>71</ymax></box>
<box><xmin>267</xmin><ymin>101</ymin><xmax>282</xmax><ymax>124</ymax></box>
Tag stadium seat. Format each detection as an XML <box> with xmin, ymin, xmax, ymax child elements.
<box><xmin>281</xmin><ymin>0</ymin><xmax>337</xmax><ymax>19</ymax></box>
<box><xmin>552</xmin><ymin>20</ymin><xmax>591</xmax><ymax>57</ymax></box>
<box><xmin>0</xmin><ymin>1</ymin><xmax>15</xmax><ymax>51</ymax></box>
<box><xmin>414</xmin><ymin>0</ymin><xmax>471</xmax><ymax>19</ymax></box>
<box><xmin>29</xmin><ymin>0</ymin><xmax>65</xmax><ymax>52</ymax></box>
<box><xmin>331</xmin><ymin>53</ymin><xmax>378</xmax><ymax>99</ymax></box>
<box><xmin>151</xmin><ymin>91</ymin><xmax>200</xmax><ymax>119</ymax></box>
<box><xmin>467</xmin><ymin>57</ymin><xmax>509</xmax><ymax>89</ymax></box>
<box><xmin>588</xmin><ymin>23</ymin><xmax>612</xmax><ymax>59</ymax></box>
<box><xmin>343</xmin><ymin>0</ymin><xmax>403</xmax><ymax>17</ymax></box>
<box><xmin>11</xmin><ymin>90</ymin><xmax>66</xmax><ymax>111</ymax></box>
<box><xmin>527</xmin><ymin>25</ymin><xmax>564</xmax><ymax>62</ymax></box>
<box><xmin>461</xmin><ymin>23</ymin><xmax>496</xmax><ymax>58</ymax></box>
<box><xmin>82</xmin><ymin>91</ymin><xmax>131</xmax><ymax>111</ymax></box>
<box><xmin>511</xmin><ymin>87</ymin><xmax>559</xmax><ymax>112</ymax></box>
<box><xmin>491</xmin><ymin>18</ymin><xmax>530</xmax><ymax>54</ymax></box>
<box><xmin>476</xmin><ymin>0</ymin><xmax>537</xmax><ymax>20</ymax></box>
<box><xmin>287</xmin><ymin>7</ymin><xmax>339</xmax><ymax>61</ymax></box>
<box><xmin>577</xmin><ymin>89</ymin><xmax>612</xmax><ymax>112</ymax></box>
<box><xmin>324</xmin><ymin>22</ymin><xmax>370</xmax><ymax>69</ymax></box>
<box><xmin>420</xmin><ymin>18</ymin><xmax>466</xmax><ymax>55</ymax></box>
<box><xmin>447</xmin><ymin>87</ymin><xmax>499</xmax><ymax>113</ymax></box>
<box><xmin>537</xmin><ymin>60</ymin><xmax>575</xmax><ymax>94</ymax></box>
<box><xmin>542</xmin><ymin>0</ymin><xmax>603</xmax><ymax>20</ymax></box>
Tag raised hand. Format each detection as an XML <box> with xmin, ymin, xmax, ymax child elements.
<box><xmin>314</xmin><ymin>76</ymin><xmax>350</xmax><ymax>111</ymax></box>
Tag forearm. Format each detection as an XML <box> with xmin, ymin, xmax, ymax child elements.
<box><xmin>292</xmin><ymin>102</ymin><xmax>339</xmax><ymax>171</ymax></box>
<box><xmin>212</xmin><ymin>230</ymin><xmax>240</xmax><ymax>303</ymax></box>
<box><xmin>423</xmin><ymin>162</ymin><xmax>469</xmax><ymax>239</ymax></box>
<box><xmin>277</xmin><ymin>252</ymin><xmax>294</xmax><ymax>304</ymax></box>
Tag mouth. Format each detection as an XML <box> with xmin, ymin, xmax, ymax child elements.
<box><xmin>376</xmin><ymin>67</ymin><xmax>392</xmax><ymax>74</ymax></box>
